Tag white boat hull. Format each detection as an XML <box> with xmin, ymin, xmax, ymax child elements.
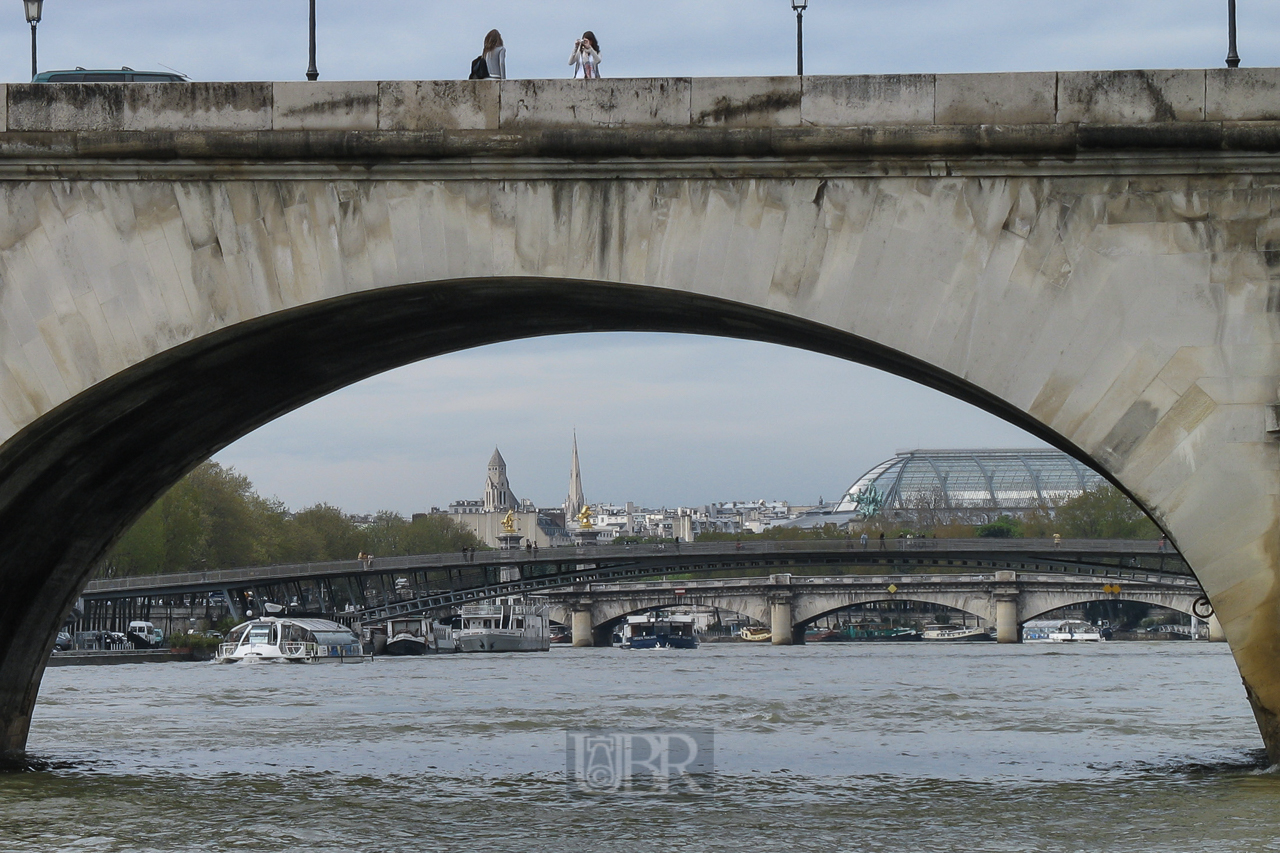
<box><xmin>457</xmin><ymin>631</ymin><xmax>549</xmax><ymax>652</ymax></box>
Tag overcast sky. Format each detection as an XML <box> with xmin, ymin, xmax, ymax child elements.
<box><xmin>4</xmin><ymin>2</ymin><xmax>1274</xmax><ymax>514</ymax></box>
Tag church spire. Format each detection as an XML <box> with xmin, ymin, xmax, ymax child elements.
<box><xmin>565</xmin><ymin>432</ymin><xmax>585</xmax><ymax>522</ymax></box>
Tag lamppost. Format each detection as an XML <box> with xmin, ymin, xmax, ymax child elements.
<box><xmin>791</xmin><ymin>0</ymin><xmax>808</xmax><ymax>76</ymax></box>
<box><xmin>23</xmin><ymin>0</ymin><xmax>43</xmax><ymax>81</ymax></box>
<box><xmin>306</xmin><ymin>0</ymin><xmax>319</xmax><ymax>81</ymax></box>
<box><xmin>1223</xmin><ymin>0</ymin><xmax>1244</xmax><ymax>68</ymax></box>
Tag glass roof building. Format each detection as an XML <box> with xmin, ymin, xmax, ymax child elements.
<box><xmin>827</xmin><ymin>448</ymin><xmax>1107</xmax><ymax>525</ymax></box>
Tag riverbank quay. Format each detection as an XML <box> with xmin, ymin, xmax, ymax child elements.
<box><xmin>46</xmin><ymin>649</ymin><xmax>209</xmax><ymax>667</ymax></box>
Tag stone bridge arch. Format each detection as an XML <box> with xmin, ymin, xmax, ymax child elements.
<box><xmin>1018</xmin><ymin>591</ymin><xmax>1203</xmax><ymax>623</ymax></box>
<box><xmin>5</xmin><ymin>76</ymin><xmax>1280</xmax><ymax>756</ymax></box>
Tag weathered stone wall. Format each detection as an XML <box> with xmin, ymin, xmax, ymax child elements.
<box><xmin>5</xmin><ymin>69</ymin><xmax>1280</xmax><ymax>131</ymax></box>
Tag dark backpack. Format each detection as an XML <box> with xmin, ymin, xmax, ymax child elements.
<box><xmin>469</xmin><ymin>55</ymin><xmax>490</xmax><ymax>80</ymax></box>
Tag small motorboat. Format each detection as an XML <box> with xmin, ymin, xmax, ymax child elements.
<box><xmin>738</xmin><ymin>625</ymin><xmax>772</xmax><ymax>642</ymax></box>
<box><xmin>383</xmin><ymin>617</ymin><xmax>435</xmax><ymax>656</ymax></box>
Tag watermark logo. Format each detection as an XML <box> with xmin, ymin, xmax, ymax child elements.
<box><xmin>565</xmin><ymin>729</ymin><xmax>714</xmax><ymax>794</ymax></box>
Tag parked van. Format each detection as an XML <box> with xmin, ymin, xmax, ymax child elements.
<box><xmin>126</xmin><ymin>621</ymin><xmax>165</xmax><ymax>649</ymax></box>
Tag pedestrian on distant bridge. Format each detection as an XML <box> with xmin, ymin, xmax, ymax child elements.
<box><xmin>569</xmin><ymin>31</ymin><xmax>601</xmax><ymax>79</ymax></box>
<box><xmin>860</xmin><ymin>533</ymin><xmax>868</xmax><ymax>549</ymax></box>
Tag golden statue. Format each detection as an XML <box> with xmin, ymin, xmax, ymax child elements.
<box><xmin>501</xmin><ymin>510</ymin><xmax>516</xmax><ymax>533</ymax></box>
<box><xmin>576</xmin><ymin>504</ymin><xmax>594</xmax><ymax>530</ymax></box>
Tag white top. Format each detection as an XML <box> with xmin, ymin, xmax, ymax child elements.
<box><xmin>485</xmin><ymin>46</ymin><xmax>506</xmax><ymax>80</ymax></box>
<box><xmin>568</xmin><ymin>43</ymin><xmax>601</xmax><ymax>79</ymax></box>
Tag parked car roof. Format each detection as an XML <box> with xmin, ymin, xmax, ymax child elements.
<box><xmin>32</xmin><ymin>67</ymin><xmax>186</xmax><ymax>83</ymax></box>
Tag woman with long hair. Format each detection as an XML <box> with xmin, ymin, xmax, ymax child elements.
<box><xmin>484</xmin><ymin>29</ymin><xmax>506</xmax><ymax>79</ymax></box>
<box><xmin>568</xmin><ymin>31</ymin><xmax>601</xmax><ymax>79</ymax></box>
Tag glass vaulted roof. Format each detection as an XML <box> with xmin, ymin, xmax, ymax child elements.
<box><xmin>834</xmin><ymin>449</ymin><xmax>1106</xmax><ymax>520</ymax></box>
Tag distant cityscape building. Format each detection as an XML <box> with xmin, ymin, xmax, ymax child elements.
<box><xmin>482</xmin><ymin>448</ymin><xmax>519</xmax><ymax>512</ymax></box>
<box><xmin>444</xmin><ymin>444</ymin><xmax>1103</xmax><ymax>546</ymax></box>
<box><xmin>788</xmin><ymin>448</ymin><xmax>1106</xmax><ymax>528</ymax></box>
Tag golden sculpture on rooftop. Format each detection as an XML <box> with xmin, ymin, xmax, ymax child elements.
<box><xmin>576</xmin><ymin>505</ymin><xmax>594</xmax><ymax>530</ymax></box>
<box><xmin>501</xmin><ymin>509</ymin><xmax>516</xmax><ymax>533</ymax></box>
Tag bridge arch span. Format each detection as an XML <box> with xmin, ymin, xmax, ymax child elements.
<box><xmin>1019</xmin><ymin>593</ymin><xmax>1202</xmax><ymax>624</ymax></box>
<box><xmin>3</xmin><ymin>99</ymin><xmax>1280</xmax><ymax>755</ymax></box>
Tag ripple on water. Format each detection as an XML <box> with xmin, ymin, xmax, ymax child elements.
<box><xmin>5</xmin><ymin>643</ymin><xmax>1270</xmax><ymax>852</ymax></box>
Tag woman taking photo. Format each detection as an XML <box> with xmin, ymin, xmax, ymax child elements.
<box><xmin>568</xmin><ymin>31</ymin><xmax>601</xmax><ymax>79</ymax></box>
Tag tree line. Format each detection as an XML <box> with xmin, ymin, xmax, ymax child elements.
<box><xmin>102</xmin><ymin>461</ymin><xmax>483</xmax><ymax>577</ymax></box>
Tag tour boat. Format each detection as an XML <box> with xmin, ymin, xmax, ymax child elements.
<box><xmin>383</xmin><ymin>617</ymin><xmax>434</xmax><ymax>656</ymax></box>
<box><xmin>216</xmin><ymin>617</ymin><xmax>365</xmax><ymax>663</ymax></box>
<box><xmin>921</xmin><ymin>623</ymin><xmax>995</xmax><ymax>642</ymax></box>
<box><xmin>456</xmin><ymin>596</ymin><xmax>550</xmax><ymax>652</ymax></box>
<box><xmin>1022</xmin><ymin>619</ymin><xmax>1107</xmax><ymax>643</ymax></box>
<box><xmin>1048</xmin><ymin>620</ymin><xmax>1105</xmax><ymax>642</ymax></box>
<box><xmin>738</xmin><ymin>625</ymin><xmax>772</xmax><ymax>642</ymax></box>
<box><xmin>622</xmin><ymin>613</ymin><xmax>699</xmax><ymax>649</ymax></box>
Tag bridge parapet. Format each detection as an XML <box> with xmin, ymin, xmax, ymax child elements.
<box><xmin>3</xmin><ymin>69</ymin><xmax>1280</xmax><ymax>136</ymax></box>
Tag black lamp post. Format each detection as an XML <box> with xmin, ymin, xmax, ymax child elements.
<box><xmin>306</xmin><ymin>0</ymin><xmax>319</xmax><ymax>81</ymax></box>
<box><xmin>792</xmin><ymin>0</ymin><xmax>808</xmax><ymax>76</ymax></box>
<box><xmin>1226</xmin><ymin>0</ymin><xmax>1241</xmax><ymax>68</ymax></box>
<box><xmin>23</xmin><ymin>0</ymin><xmax>43</xmax><ymax>81</ymax></box>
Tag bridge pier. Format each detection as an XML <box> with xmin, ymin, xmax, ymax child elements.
<box><xmin>769</xmin><ymin>576</ymin><xmax>794</xmax><ymax>646</ymax></box>
<box><xmin>1208</xmin><ymin>614</ymin><xmax>1226</xmax><ymax>642</ymax></box>
<box><xmin>994</xmin><ymin>571</ymin><xmax>1020</xmax><ymax>644</ymax></box>
<box><xmin>571</xmin><ymin>607</ymin><xmax>594</xmax><ymax>648</ymax></box>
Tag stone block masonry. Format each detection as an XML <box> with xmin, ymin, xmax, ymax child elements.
<box><xmin>5</xmin><ymin>69</ymin><xmax>1280</xmax><ymax>134</ymax></box>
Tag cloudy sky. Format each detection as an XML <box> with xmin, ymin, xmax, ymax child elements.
<box><xmin>3</xmin><ymin>2</ymin><xmax>1275</xmax><ymax>514</ymax></box>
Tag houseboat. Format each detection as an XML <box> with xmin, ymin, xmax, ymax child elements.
<box><xmin>216</xmin><ymin>617</ymin><xmax>365</xmax><ymax>663</ymax></box>
<box><xmin>1022</xmin><ymin>619</ymin><xmax>1107</xmax><ymax>642</ymax></box>
<box><xmin>738</xmin><ymin>625</ymin><xmax>772</xmax><ymax>642</ymax></box>
<box><xmin>456</xmin><ymin>597</ymin><xmax>550</xmax><ymax>652</ymax></box>
<box><xmin>622</xmin><ymin>612</ymin><xmax>699</xmax><ymax>649</ymax></box>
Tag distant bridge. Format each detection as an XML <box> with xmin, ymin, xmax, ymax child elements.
<box><xmin>76</xmin><ymin>538</ymin><xmax>1189</xmax><ymax>631</ymax></box>
<box><xmin>540</xmin><ymin>571</ymin><xmax>1213</xmax><ymax>646</ymax></box>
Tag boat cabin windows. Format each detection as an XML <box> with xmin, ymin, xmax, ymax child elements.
<box><xmin>247</xmin><ymin>625</ymin><xmax>274</xmax><ymax>645</ymax></box>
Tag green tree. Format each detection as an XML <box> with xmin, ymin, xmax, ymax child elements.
<box><xmin>1053</xmin><ymin>485</ymin><xmax>1160</xmax><ymax>539</ymax></box>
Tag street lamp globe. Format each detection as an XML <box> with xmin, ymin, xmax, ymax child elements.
<box><xmin>23</xmin><ymin>0</ymin><xmax>42</xmax><ymax>24</ymax></box>
<box><xmin>791</xmin><ymin>0</ymin><xmax>808</xmax><ymax>10</ymax></box>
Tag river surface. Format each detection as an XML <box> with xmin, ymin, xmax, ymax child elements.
<box><xmin>3</xmin><ymin>642</ymin><xmax>1277</xmax><ymax>852</ymax></box>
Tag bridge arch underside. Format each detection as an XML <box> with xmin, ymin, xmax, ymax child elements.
<box><xmin>576</xmin><ymin>598</ymin><xmax>772</xmax><ymax>631</ymax></box>
<box><xmin>1</xmin><ymin>168</ymin><xmax>1280</xmax><ymax>756</ymax></box>
<box><xmin>794</xmin><ymin>595</ymin><xmax>993</xmax><ymax>627</ymax></box>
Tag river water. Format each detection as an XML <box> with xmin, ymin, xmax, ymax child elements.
<box><xmin>3</xmin><ymin>643</ymin><xmax>1277</xmax><ymax>852</ymax></box>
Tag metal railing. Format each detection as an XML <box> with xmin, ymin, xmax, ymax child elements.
<box><xmin>85</xmin><ymin>537</ymin><xmax>1188</xmax><ymax>596</ymax></box>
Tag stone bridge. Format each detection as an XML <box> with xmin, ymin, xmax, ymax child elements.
<box><xmin>5</xmin><ymin>70</ymin><xmax>1280</xmax><ymax>756</ymax></box>
<box><xmin>544</xmin><ymin>571</ymin><xmax>1214</xmax><ymax>646</ymax></box>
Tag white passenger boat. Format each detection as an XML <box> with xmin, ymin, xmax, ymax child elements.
<box><xmin>456</xmin><ymin>597</ymin><xmax>550</xmax><ymax>652</ymax></box>
<box><xmin>216</xmin><ymin>617</ymin><xmax>365</xmax><ymax>663</ymax></box>
<box><xmin>1048</xmin><ymin>619</ymin><xmax>1105</xmax><ymax>642</ymax></box>
<box><xmin>1022</xmin><ymin>619</ymin><xmax>1107</xmax><ymax>642</ymax></box>
<box><xmin>921</xmin><ymin>623</ymin><xmax>994</xmax><ymax>642</ymax></box>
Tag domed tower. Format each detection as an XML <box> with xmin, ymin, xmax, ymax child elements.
<box><xmin>483</xmin><ymin>447</ymin><xmax>518</xmax><ymax>512</ymax></box>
